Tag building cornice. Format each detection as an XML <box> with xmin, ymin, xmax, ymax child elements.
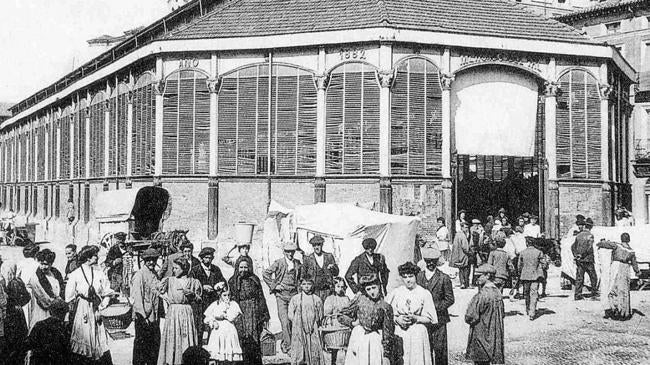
<box><xmin>1</xmin><ymin>27</ymin><xmax>635</xmax><ymax>131</ymax></box>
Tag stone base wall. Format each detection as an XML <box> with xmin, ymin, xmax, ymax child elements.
<box><xmin>392</xmin><ymin>181</ymin><xmax>443</xmax><ymax>238</ymax></box>
<box><xmin>558</xmin><ymin>181</ymin><xmax>606</xmax><ymax>236</ymax></box>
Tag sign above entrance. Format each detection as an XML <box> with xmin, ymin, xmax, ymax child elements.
<box><xmin>458</xmin><ymin>52</ymin><xmax>543</xmax><ymax>75</ymax></box>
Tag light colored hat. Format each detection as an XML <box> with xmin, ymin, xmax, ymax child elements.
<box><xmin>475</xmin><ymin>264</ymin><xmax>497</xmax><ymax>275</ymax></box>
<box><xmin>421</xmin><ymin>247</ymin><xmax>441</xmax><ymax>260</ymax></box>
<box><xmin>471</xmin><ymin>219</ymin><xmax>481</xmax><ymax>225</ymax></box>
<box><xmin>282</xmin><ymin>240</ymin><xmax>298</xmax><ymax>251</ymax></box>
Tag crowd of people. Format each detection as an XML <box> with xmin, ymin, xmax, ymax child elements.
<box><xmin>0</xmin><ymin>204</ymin><xmax>643</xmax><ymax>365</ymax></box>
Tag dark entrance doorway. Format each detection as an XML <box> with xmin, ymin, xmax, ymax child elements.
<box><xmin>454</xmin><ymin>95</ymin><xmax>545</xmax><ymax>224</ymax></box>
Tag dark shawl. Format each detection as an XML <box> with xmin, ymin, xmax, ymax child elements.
<box><xmin>36</xmin><ymin>267</ymin><xmax>64</xmax><ymax>298</ymax></box>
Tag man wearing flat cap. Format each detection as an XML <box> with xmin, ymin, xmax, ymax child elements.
<box><xmin>190</xmin><ymin>246</ymin><xmax>226</xmax><ymax>341</ymax></box>
<box><xmin>130</xmin><ymin>248</ymin><xmax>161</xmax><ymax>365</ymax></box>
<box><xmin>571</xmin><ymin>217</ymin><xmax>598</xmax><ymax>301</ymax></box>
<box><xmin>417</xmin><ymin>247</ymin><xmax>455</xmax><ymax>365</ymax></box>
<box><xmin>105</xmin><ymin>232</ymin><xmax>134</xmax><ymax>294</ymax></box>
<box><xmin>465</xmin><ymin>263</ymin><xmax>504</xmax><ymax>365</ymax></box>
<box><xmin>345</xmin><ymin>237</ymin><xmax>390</xmax><ymax>295</ymax></box>
<box><xmin>263</xmin><ymin>240</ymin><xmax>303</xmax><ymax>354</ymax></box>
<box><xmin>302</xmin><ymin>235</ymin><xmax>339</xmax><ymax>302</ymax></box>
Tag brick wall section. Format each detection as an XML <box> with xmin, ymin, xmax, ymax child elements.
<box><xmin>327</xmin><ymin>182</ymin><xmax>379</xmax><ymax>207</ymax></box>
<box><xmin>392</xmin><ymin>182</ymin><xmax>443</xmax><ymax>238</ymax></box>
<box><xmin>558</xmin><ymin>183</ymin><xmax>604</xmax><ymax>236</ymax></box>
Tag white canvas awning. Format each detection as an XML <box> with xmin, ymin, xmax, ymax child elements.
<box><xmin>94</xmin><ymin>188</ymin><xmax>141</xmax><ymax>223</ymax></box>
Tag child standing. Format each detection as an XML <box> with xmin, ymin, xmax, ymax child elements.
<box><xmin>323</xmin><ymin>278</ymin><xmax>351</xmax><ymax>365</ymax></box>
<box><xmin>204</xmin><ymin>283</ymin><xmax>243</xmax><ymax>364</ymax></box>
<box><xmin>288</xmin><ymin>275</ymin><xmax>325</xmax><ymax>365</ymax></box>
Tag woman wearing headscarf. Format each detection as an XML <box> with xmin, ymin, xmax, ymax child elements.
<box><xmin>66</xmin><ymin>245</ymin><xmax>116</xmax><ymax>365</ymax></box>
<box><xmin>228</xmin><ymin>259</ymin><xmax>269</xmax><ymax>365</ymax></box>
<box><xmin>385</xmin><ymin>262</ymin><xmax>437</xmax><ymax>365</ymax></box>
<box><xmin>28</xmin><ymin>249</ymin><xmax>64</xmax><ymax>331</ymax></box>
<box><xmin>598</xmin><ymin>233</ymin><xmax>641</xmax><ymax>321</ymax></box>
<box><xmin>1</xmin><ymin>261</ymin><xmax>31</xmax><ymax>364</ymax></box>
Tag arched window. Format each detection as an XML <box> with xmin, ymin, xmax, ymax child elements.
<box><xmin>391</xmin><ymin>57</ymin><xmax>442</xmax><ymax>176</ymax></box>
<box><xmin>556</xmin><ymin>69</ymin><xmax>601</xmax><ymax>179</ymax></box>
<box><xmin>74</xmin><ymin>99</ymin><xmax>88</xmax><ymax>179</ymax></box>
<box><xmin>89</xmin><ymin>92</ymin><xmax>106</xmax><ymax>178</ymax></box>
<box><xmin>133</xmin><ymin>72</ymin><xmax>156</xmax><ymax>176</ymax></box>
<box><xmin>108</xmin><ymin>83</ymin><xmax>129</xmax><ymax>176</ymax></box>
<box><xmin>163</xmin><ymin>70</ymin><xmax>210</xmax><ymax>175</ymax></box>
<box><xmin>326</xmin><ymin>62</ymin><xmax>380</xmax><ymax>175</ymax></box>
<box><xmin>217</xmin><ymin>64</ymin><xmax>317</xmax><ymax>175</ymax></box>
<box><xmin>60</xmin><ymin>107</ymin><xmax>72</xmax><ymax>179</ymax></box>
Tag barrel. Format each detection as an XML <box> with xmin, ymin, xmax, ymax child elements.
<box><xmin>235</xmin><ymin>222</ymin><xmax>255</xmax><ymax>245</ymax></box>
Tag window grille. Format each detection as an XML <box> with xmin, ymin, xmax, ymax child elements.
<box><xmin>556</xmin><ymin>69</ymin><xmax>601</xmax><ymax>179</ymax></box>
<box><xmin>74</xmin><ymin>100</ymin><xmax>88</xmax><ymax>179</ymax></box>
<box><xmin>89</xmin><ymin>92</ymin><xmax>106</xmax><ymax>178</ymax></box>
<box><xmin>391</xmin><ymin>58</ymin><xmax>443</xmax><ymax>176</ymax></box>
<box><xmin>108</xmin><ymin>84</ymin><xmax>129</xmax><ymax>176</ymax></box>
<box><xmin>133</xmin><ymin>73</ymin><xmax>156</xmax><ymax>176</ymax></box>
<box><xmin>60</xmin><ymin>108</ymin><xmax>71</xmax><ymax>179</ymax></box>
<box><xmin>163</xmin><ymin>70</ymin><xmax>210</xmax><ymax>175</ymax></box>
<box><xmin>49</xmin><ymin>116</ymin><xmax>58</xmax><ymax>180</ymax></box>
<box><xmin>326</xmin><ymin>62</ymin><xmax>380</xmax><ymax>175</ymax></box>
<box><xmin>37</xmin><ymin>120</ymin><xmax>46</xmax><ymax>181</ymax></box>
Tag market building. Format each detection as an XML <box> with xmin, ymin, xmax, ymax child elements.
<box><xmin>0</xmin><ymin>0</ymin><xmax>636</xmax><ymax>247</ymax></box>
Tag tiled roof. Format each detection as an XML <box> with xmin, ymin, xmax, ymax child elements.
<box><xmin>556</xmin><ymin>0</ymin><xmax>648</xmax><ymax>21</ymax></box>
<box><xmin>165</xmin><ymin>0</ymin><xmax>594</xmax><ymax>44</ymax></box>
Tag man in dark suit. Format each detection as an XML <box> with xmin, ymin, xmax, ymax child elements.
<box><xmin>345</xmin><ymin>238</ymin><xmax>390</xmax><ymax>295</ymax></box>
<box><xmin>105</xmin><ymin>232</ymin><xmax>133</xmax><ymax>294</ymax></box>
<box><xmin>518</xmin><ymin>238</ymin><xmax>547</xmax><ymax>320</ymax></box>
<box><xmin>302</xmin><ymin>235</ymin><xmax>339</xmax><ymax>302</ymax></box>
<box><xmin>189</xmin><ymin>247</ymin><xmax>226</xmax><ymax>342</ymax></box>
<box><xmin>263</xmin><ymin>241</ymin><xmax>303</xmax><ymax>354</ymax></box>
<box><xmin>571</xmin><ymin>217</ymin><xmax>598</xmax><ymax>301</ymax></box>
<box><xmin>417</xmin><ymin>247</ymin><xmax>455</xmax><ymax>365</ymax></box>
<box><xmin>160</xmin><ymin>241</ymin><xmax>201</xmax><ymax>278</ymax></box>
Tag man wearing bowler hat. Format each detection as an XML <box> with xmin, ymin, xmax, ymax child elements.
<box><xmin>302</xmin><ymin>235</ymin><xmax>339</xmax><ymax>302</ymax></box>
<box><xmin>190</xmin><ymin>246</ymin><xmax>226</xmax><ymax>341</ymax></box>
<box><xmin>263</xmin><ymin>240</ymin><xmax>303</xmax><ymax>354</ymax></box>
<box><xmin>345</xmin><ymin>237</ymin><xmax>390</xmax><ymax>295</ymax></box>
<box><xmin>130</xmin><ymin>248</ymin><xmax>161</xmax><ymax>365</ymax></box>
<box><xmin>417</xmin><ymin>247</ymin><xmax>455</xmax><ymax>365</ymax></box>
<box><xmin>572</xmin><ymin>217</ymin><xmax>598</xmax><ymax>300</ymax></box>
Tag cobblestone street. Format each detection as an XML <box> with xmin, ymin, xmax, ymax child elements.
<box><xmin>2</xmin><ymin>243</ymin><xmax>649</xmax><ymax>365</ymax></box>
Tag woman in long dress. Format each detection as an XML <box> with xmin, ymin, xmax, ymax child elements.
<box><xmin>204</xmin><ymin>283</ymin><xmax>243</xmax><ymax>364</ymax></box>
<box><xmin>28</xmin><ymin>249</ymin><xmax>64</xmax><ymax>331</ymax></box>
<box><xmin>1</xmin><ymin>261</ymin><xmax>31</xmax><ymax>364</ymax></box>
<box><xmin>385</xmin><ymin>262</ymin><xmax>437</xmax><ymax>365</ymax></box>
<box><xmin>158</xmin><ymin>257</ymin><xmax>203</xmax><ymax>365</ymax></box>
<box><xmin>228</xmin><ymin>259</ymin><xmax>269</xmax><ymax>365</ymax></box>
<box><xmin>340</xmin><ymin>273</ymin><xmax>394</xmax><ymax>365</ymax></box>
<box><xmin>66</xmin><ymin>245</ymin><xmax>116</xmax><ymax>365</ymax></box>
<box><xmin>323</xmin><ymin>278</ymin><xmax>351</xmax><ymax>365</ymax></box>
<box><xmin>599</xmin><ymin>233</ymin><xmax>641</xmax><ymax>321</ymax></box>
<box><xmin>436</xmin><ymin>217</ymin><xmax>451</xmax><ymax>262</ymax></box>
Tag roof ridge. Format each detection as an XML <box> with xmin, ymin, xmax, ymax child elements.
<box><xmin>499</xmin><ymin>0</ymin><xmax>591</xmax><ymax>41</ymax></box>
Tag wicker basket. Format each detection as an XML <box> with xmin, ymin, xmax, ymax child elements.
<box><xmin>100</xmin><ymin>303</ymin><xmax>133</xmax><ymax>331</ymax></box>
<box><xmin>260</xmin><ymin>329</ymin><xmax>276</xmax><ymax>357</ymax></box>
<box><xmin>320</xmin><ymin>326</ymin><xmax>352</xmax><ymax>350</ymax></box>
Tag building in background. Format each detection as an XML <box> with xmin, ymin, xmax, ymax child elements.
<box><xmin>556</xmin><ymin>0</ymin><xmax>650</xmax><ymax>223</ymax></box>
<box><xmin>0</xmin><ymin>103</ymin><xmax>12</xmax><ymax>124</ymax></box>
<box><xmin>0</xmin><ymin>0</ymin><xmax>635</xmax><ymax>249</ymax></box>
<box><xmin>517</xmin><ymin>0</ymin><xmax>601</xmax><ymax>17</ymax></box>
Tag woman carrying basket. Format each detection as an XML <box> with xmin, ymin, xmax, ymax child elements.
<box><xmin>323</xmin><ymin>277</ymin><xmax>351</xmax><ymax>365</ymax></box>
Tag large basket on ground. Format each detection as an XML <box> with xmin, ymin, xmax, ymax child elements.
<box><xmin>100</xmin><ymin>303</ymin><xmax>133</xmax><ymax>331</ymax></box>
<box><xmin>320</xmin><ymin>326</ymin><xmax>352</xmax><ymax>350</ymax></box>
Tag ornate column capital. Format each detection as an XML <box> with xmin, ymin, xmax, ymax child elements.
<box><xmin>206</xmin><ymin>78</ymin><xmax>221</xmax><ymax>94</ymax></box>
<box><xmin>377</xmin><ymin>70</ymin><xmax>394</xmax><ymax>88</ymax></box>
<box><xmin>544</xmin><ymin>81</ymin><xmax>559</xmax><ymax>97</ymax></box>
<box><xmin>600</xmin><ymin>84</ymin><xmax>614</xmax><ymax>100</ymax></box>
<box><xmin>315</xmin><ymin>73</ymin><xmax>330</xmax><ymax>90</ymax></box>
<box><xmin>154</xmin><ymin>79</ymin><xmax>165</xmax><ymax>96</ymax></box>
<box><xmin>440</xmin><ymin>74</ymin><xmax>454</xmax><ymax>90</ymax></box>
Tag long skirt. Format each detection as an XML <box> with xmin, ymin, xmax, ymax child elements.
<box><xmin>344</xmin><ymin>326</ymin><xmax>384</xmax><ymax>365</ymax></box>
<box><xmin>396</xmin><ymin>323</ymin><xmax>433</xmax><ymax>365</ymax></box>
<box><xmin>69</xmin><ymin>299</ymin><xmax>111</xmax><ymax>361</ymax></box>
<box><xmin>607</xmin><ymin>261</ymin><xmax>633</xmax><ymax>320</ymax></box>
<box><xmin>158</xmin><ymin>304</ymin><xmax>197</xmax><ymax>365</ymax></box>
<box><xmin>205</xmin><ymin>320</ymin><xmax>243</xmax><ymax>362</ymax></box>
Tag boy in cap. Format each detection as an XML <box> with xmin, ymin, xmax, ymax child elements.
<box><xmin>345</xmin><ymin>238</ymin><xmax>390</xmax><ymax>295</ymax></box>
<box><xmin>130</xmin><ymin>248</ymin><xmax>161</xmax><ymax>365</ymax></box>
<box><xmin>189</xmin><ymin>246</ymin><xmax>226</xmax><ymax>342</ymax></box>
<box><xmin>417</xmin><ymin>247</ymin><xmax>455</xmax><ymax>365</ymax></box>
<box><xmin>303</xmin><ymin>235</ymin><xmax>339</xmax><ymax>302</ymax></box>
<box><xmin>465</xmin><ymin>264</ymin><xmax>504</xmax><ymax>365</ymax></box>
<box><xmin>571</xmin><ymin>217</ymin><xmax>598</xmax><ymax>300</ymax></box>
<box><xmin>263</xmin><ymin>240</ymin><xmax>303</xmax><ymax>354</ymax></box>
<box><xmin>288</xmin><ymin>274</ymin><xmax>325</xmax><ymax>365</ymax></box>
